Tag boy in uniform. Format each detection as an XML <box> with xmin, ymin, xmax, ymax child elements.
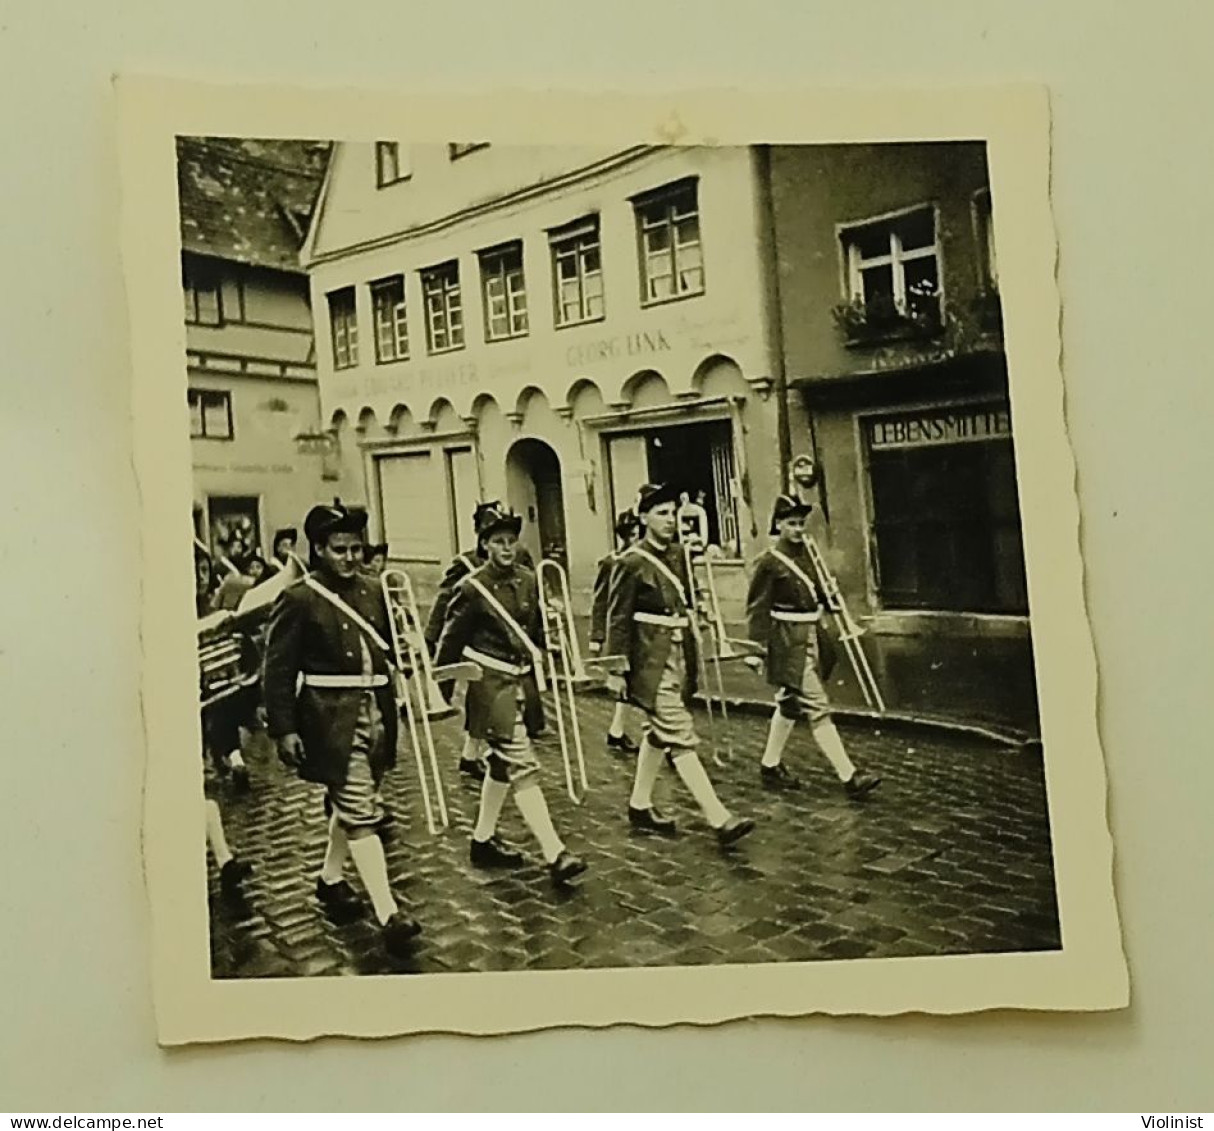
<box><xmin>263</xmin><ymin>501</ymin><xmax>422</xmax><ymax>958</ymax></box>
<box><xmin>604</xmin><ymin>484</ymin><xmax>754</xmax><ymax>847</ymax></box>
<box><xmin>425</xmin><ymin>500</ymin><xmax>534</xmax><ymax>781</ymax></box>
<box><xmin>435</xmin><ymin>504</ymin><xmax>587</xmax><ymax>885</ymax></box>
<box><xmin>744</xmin><ymin>494</ymin><xmax>881</xmax><ymax>798</ymax></box>
<box><xmin>589</xmin><ymin>509</ymin><xmax>642</xmax><ymax>754</ymax></box>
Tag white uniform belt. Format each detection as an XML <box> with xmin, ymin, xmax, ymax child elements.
<box><xmin>771</xmin><ymin>609</ymin><xmax>822</xmax><ymax>623</ymax></box>
<box><xmin>464</xmin><ymin>646</ymin><xmax>530</xmax><ymax>677</ymax></box>
<box><xmin>634</xmin><ymin>611</ymin><xmax>689</xmax><ymax>628</ymax></box>
<box><xmin>301</xmin><ymin>674</ymin><xmax>389</xmax><ymax>689</ymax></box>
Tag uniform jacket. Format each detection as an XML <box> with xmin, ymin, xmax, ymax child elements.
<box><xmin>424</xmin><ymin>545</ymin><xmax>534</xmax><ymax>650</ymax></box>
<box><xmin>588</xmin><ymin>551</ymin><xmax>620</xmax><ymax>650</ymax></box>
<box><xmin>262</xmin><ymin>572</ymin><xmax>398</xmax><ymax>788</ymax></box>
<box><xmin>433</xmin><ymin>562</ymin><xmax>546</xmax><ymax>744</ymax></box>
<box><xmin>604</xmin><ymin>540</ymin><xmax>699</xmax><ymax>712</ymax></box>
<box><xmin>745</xmin><ymin>541</ymin><xmax>825</xmax><ymax>689</ymax></box>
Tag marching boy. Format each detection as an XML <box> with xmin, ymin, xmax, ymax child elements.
<box><xmin>425</xmin><ymin>500</ymin><xmax>535</xmax><ymax>781</ymax></box>
<box><xmin>744</xmin><ymin>494</ymin><xmax>881</xmax><ymax>798</ymax></box>
<box><xmin>604</xmin><ymin>484</ymin><xmax>754</xmax><ymax>847</ymax></box>
<box><xmin>435</xmin><ymin>504</ymin><xmax>587</xmax><ymax>886</ymax></box>
<box><xmin>263</xmin><ymin>501</ymin><xmax>422</xmax><ymax>958</ymax></box>
<box><xmin>589</xmin><ymin>509</ymin><xmax>643</xmax><ymax>754</ymax></box>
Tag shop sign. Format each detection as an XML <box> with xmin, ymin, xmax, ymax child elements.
<box><xmin>565</xmin><ymin>329</ymin><xmax>671</xmax><ymax>369</ymax></box>
<box><xmin>867</xmin><ymin>404</ymin><xmax>1012</xmax><ymax>451</ymax></box>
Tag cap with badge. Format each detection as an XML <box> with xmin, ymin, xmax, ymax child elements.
<box><xmin>769</xmin><ymin>493</ymin><xmax>813</xmax><ymax>534</ymax></box>
<box><xmin>474</xmin><ymin>501</ymin><xmax>523</xmax><ymax>542</ymax></box>
<box><xmin>614</xmin><ymin>509</ymin><xmax>641</xmax><ymax>540</ymax></box>
<box><xmin>303</xmin><ymin>499</ymin><xmax>369</xmax><ymax>547</ymax></box>
<box><xmin>635</xmin><ymin>482</ymin><xmax>680</xmax><ymax>515</ymax></box>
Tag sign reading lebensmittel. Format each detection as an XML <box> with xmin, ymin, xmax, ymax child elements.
<box><xmin>867</xmin><ymin>404</ymin><xmax>1012</xmax><ymax>451</ymax></box>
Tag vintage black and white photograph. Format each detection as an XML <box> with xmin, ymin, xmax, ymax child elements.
<box><xmin>121</xmin><ymin>83</ymin><xmax>1124</xmax><ymax>1041</ymax></box>
<box><xmin>182</xmin><ymin>133</ymin><xmax>1062</xmax><ymax>977</ymax></box>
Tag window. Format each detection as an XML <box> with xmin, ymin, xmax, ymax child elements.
<box><xmin>327</xmin><ymin>287</ymin><xmax>359</xmax><ymax>369</ymax></box>
<box><xmin>550</xmin><ymin>217</ymin><xmax>604</xmax><ymax>327</ymax></box>
<box><xmin>479</xmin><ymin>242</ymin><xmax>528</xmax><ymax>341</ymax></box>
<box><xmin>420</xmin><ymin>261</ymin><xmax>464</xmax><ymax>354</ymax></box>
<box><xmin>974</xmin><ymin>189</ymin><xmax>998</xmax><ymax>291</ymax></box>
<box><xmin>183</xmin><ymin>260</ymin><xmax>222</xmax><ymax>325</ymax></box>
<box><xmin>375</xmin><ymin>142</ymin><xmax>409</xmax><ymax>187</ymax></box>
<box><xmin>635</xmin><ymin>180</ymin><xmax>705</xmax><ymax>303</ymax></box>
<box><xmin>448</xmin><ymin>143</ymin><xmax>488</xmax><ymax>159</ymax></box>
<box><xmin>188</xmin><ymin>388</ymin><xmax>233</xmax><ymax>440</ymax></box>
<box><xmin>840</xmin><ymin>206</ymin><xmax>941</xmax><ymax>327</ymax></box>
<box><xmin>371</xmin><ymin>276</ymin><xmax>409</xmax><ymax>363</ymax></box>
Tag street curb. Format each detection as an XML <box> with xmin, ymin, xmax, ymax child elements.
<box><xmin>582</xmin><ymin>685</ymin><xmax>1037</xmax><ymax>751</ymax></box>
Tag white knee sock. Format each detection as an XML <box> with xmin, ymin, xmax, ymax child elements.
<box><xmin>226</xmin><ymin>749</ymin><xmax>246</xmax><ymax>770</ymax></box>
<box><xmin>761</xmin><ymin>712</ymin><xmax>796</xmax><ymax>768</ymax></box>
<box><xmin>629</xmin><ymin>738</ymin><xmax>665</xmax><ymax>809</ymax></box>
<box><xmin>608</xmin><ymin>702</ymin><xmax>630</xmax><ymax>738</ymax></box>
<box><xmin>672</xmin><ymin>751</ymin><xmax>731</xmax><ymax>829</ymax></box>
<box><xmin>204</xmin><ymin>800</ymin><xmax>232</xmax><ymax>867</ymax></box>
<box><xmin>320</xmin><ymin>813</ymin><xmax>349</xmax><ymax>884</ymax></box>
<box><xmin>473</xmin><ymin>776</ymin><xmax>510</xmax><ymax>842</ymax></box>
<box><xmin>812</xmin><ymin>720</ymin><xmax>857</xmax><ymax>782</ymax></box>
<box><xmin>512</xmin><ymin>782</ymin><xmax>565</xmax><ymax>864</ymax></box>
<box><xmin>347</xmin><ymin>832</ymin><xmax>399</xmax><ymax>926</ymax></box>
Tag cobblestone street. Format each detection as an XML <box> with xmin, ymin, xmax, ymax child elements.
<box><xmin>207</xmin><ymin>695</ymin><xmax>1061</xmax><ymax>978</ymax></box>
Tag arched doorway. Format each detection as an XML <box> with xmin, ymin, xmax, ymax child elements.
<box><xmin>505</xmin><ymin>438</ymin><xmax>567</xmax><ymax>566</ymax></box>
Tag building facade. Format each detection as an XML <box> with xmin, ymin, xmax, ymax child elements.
<box><xmin>179</xmin><ymin>137</ymin><xmax>354</xmax><ymax>561</ymax></box>
<box><xmin>304</xmin><ymin>143</ymin><xmax>787</xmax><ymax>608</ymax></box>
<box><xmin>769</xmin><ymin>142</ymin><xmax>1024</xmax><ymax>640</ymax></box>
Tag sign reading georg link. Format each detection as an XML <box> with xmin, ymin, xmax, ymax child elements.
<box><xmin>867</xmin><ymin>403</ymin><xmax>1012</xmax><ymax>451</ymax></box>
<box><xmin>565</xmin><ymin>329</ymin><xmax>672</xmax><ymax>368</ymax></box>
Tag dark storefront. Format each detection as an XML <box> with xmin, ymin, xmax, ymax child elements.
<box><xmin>862</xmin><ymin>401</ymin><xmax>1028</xmax><ymax>615</ymax></box>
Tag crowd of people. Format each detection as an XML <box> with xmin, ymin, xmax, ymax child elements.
<box><xmin>194</xmin><ymin>486</ymin><xmax>882</xmax><ymax>964</ymax></box>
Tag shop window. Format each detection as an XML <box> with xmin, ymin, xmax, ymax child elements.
<box><xmin>375</xmin><ymin>142</ymin><xmax>410</xmax><ymax>187</ymax></box>
<box><xmin>550</xmin><ymin>216</ymin><xmax>604</xmax><ymax>327</ymax></box>
<box><xmin>607</xmin><ymin>418</ymin><xmax>741</xmax><ymax>556</ymax></box>
<box><xmin>634</xmin><ymin>180</ymin><xmax>705</xmax><ymax>304</ymax></box>
<box><xmin>327</xmin><ymin>287</ymin><xmax>359</xmax><ymax>369</ymax></box>
<box><xmin>188</xmin><ymin>388</ymin><xmax>233</xmax><ymax>440</ymax></box>
<box><xmin>865</xmin><ymin>406</ymin><xmax>1027</xmax><ymax>615</ymax></box>
<box><xmin>421</xmin><ymin>261</ymin><xmax>465</xmax><ymax>354</ymax></box>
<box><xmin>206</xmin><ymin>496</ymin><xmax>260</xmax><ymax>563</ymax></box>
<box><xmin>837</xmin><ymin>206</ymin><xmax>942</xmax><ymax>341</ymax></box>
<box><xmin>183</xmin><ymin>258</ymin><xmax>223</xmax><ymax>326</ymax></box>
<box><xmin>479</xmin><ymin>242</ymin><xmax>528</xmax><ymax>341</ymax></box>
<box><xmin>371</xmin><ymin>275</ymin><xmax>409</xmax><ymax>363</ymax></box>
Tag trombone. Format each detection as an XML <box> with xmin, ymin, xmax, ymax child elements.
<box><xmin>680</xmin><ymin>543</ymin><xmax>733</xmax><ymax>766</ymax></box>
<box><xmin>536</xmin><ymin>558</ymin><xmax>590</xmax><ymax>804</ymax></box>
<box><xmin>381</xmin><ymin>568</ymin><xmax>479</xmax><ymax>835</ymax></box>
<box><xmin>682</xmin><ymin>545</ymin><xmax>765</xmax><ymax>766</ymax></box>
<box><xmin>804</xmin><ymin>537</ymin><xmax>887</xmax><ymax>714</ymax></box>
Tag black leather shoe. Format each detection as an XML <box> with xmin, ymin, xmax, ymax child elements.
<box><xmin>628</xmin><ymin>805</ymin><xmax>678</xmax><ymax>837</ymax></box>
<box><xmin>219</xmin><ymin>856</ymin><xmax>253</xmax><ymax>896</ymax></box>
<box><xmin>716</xmin><ymin>815</ymin><xmax>755</xmax><ymax>848</ymax></box>
<box><xmin>315</xmin><ymin>878</ymin><xmax>365</xmax><ymax>921</ymax></box>
<box><xmin>549</xmin><ymin>850</ymin><xmax>588</xmax><ymax>885</ymax></box>
<box><xmin>458</xmin><ymin>758</ymin><xmax>487</xmax><ymax>781</ymax></box>
<box><xmin>761</xmin><ymin>763</ymin><xmax>802</xmax><ymax>791</ymax></box>
<box><xmin>229</xmin><ymin>763</ymin><xmax>251</xmax><ymax>793</ymax></box>
<box><xmin>845</xmin><ymin>771</ymin><xmax>882</xmax><ymax>800</ymax></box>
<box><xmin>606</xmin><ymin>733</ymin><xmax>640</xmax><ymax>754</ymax></box>
<box><xmin>381</xmin><ymin>911</ymin><xmax>423</xmax><ymax>957</ymax></box>
<box><xmin>470</xmin><ymin>836</ymin><xmax>525</xmax><ymax>869</ymax></box>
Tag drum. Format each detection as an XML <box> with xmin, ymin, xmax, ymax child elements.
<box><xmin>198</xmin><ymin>628</ymin><xmax>258</xmax><ymax>709</ymax></box>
